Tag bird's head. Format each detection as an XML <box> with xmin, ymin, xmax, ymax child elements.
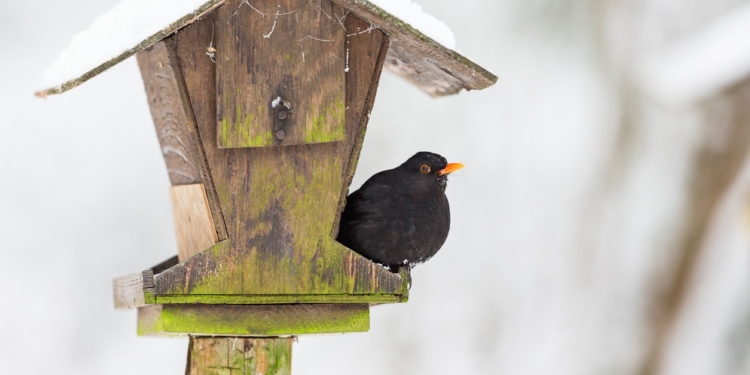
<box><xmin>398</xmin><ymin>152</ymin><xmax>464</xmax><ymax>193</ymax></box>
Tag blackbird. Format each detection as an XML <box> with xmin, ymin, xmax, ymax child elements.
<box><xmin>337</xmin><ymin>152</ymin><xmax>464</xmax><ymax>269</ymax></box>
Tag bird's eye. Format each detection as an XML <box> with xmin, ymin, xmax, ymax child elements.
<box><xmin>420</xmin><ymin>165</ymin><xmax>431</xmax><ymax>174</ymax></box>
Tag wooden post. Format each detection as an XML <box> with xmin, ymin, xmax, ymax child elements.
<box><xmin>187</xmin><ymin>336</ymin><xmax>293</xmax><ymax>375</ymax></box>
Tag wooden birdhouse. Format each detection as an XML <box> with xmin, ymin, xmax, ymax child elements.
<box><xmin>38</xmin><ymin>0</ymin><xmax>495</xmax><ymax>373</ymax></box>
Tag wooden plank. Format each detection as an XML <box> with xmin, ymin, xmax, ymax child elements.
<box><xmin>137</xmin><ymin>37</ymin><xmax>228</xmax><ymax>241</ymax></box>
<box><xmin>36</xmin><ymin>0</ymin><xmax>225</xmax><ymax>97</ymax></box>
<box><xmin>112</xmin><ymin>270</ymin><xmax>155</xmax><ymax>309</ymax></box>
<box><xmin>138</xmin><ymin>303</ymin><xmax>369</xmax><ymax>336</ymax></box>
<box><xmin>187</xmin><ymin>337</ymin><xmax>293</xmax><ymax>375</ymax></box>
<box><xmin>332</xmin><ymin>15</ymin><xmax>389</xmax><ymax>238</ymax></box>
<box><xmin>137</xmin><ymin>42</ymin><xmax>202</xmax><ymax>185</ymax></box>
<box><xmin>163</xmin><ymin>11</ymin><xmax>405</xmax><ymax>300</ymax></box>
<box><xmin>215</xmin><ymin>0</ymin><xmax>347</xmax><ymax>148</ymax></box>
<box><xmin>170</xmin><ymin>184</ymin><xmax>220</xmax><ymax>261</ymax></box>
<box><xmin>113</xmin><ymin>258</ymin><xmax>400</xmax><ymax>309</ymax></box>
<box><xmin>331</xmin><ymin>0</ymin><xmax>497</xmax><ymax>96</ymax></box>
<box><xmin>155</xmin><ymin>293</ymin><xmax>400</xmax><ymax>305</ymax></box>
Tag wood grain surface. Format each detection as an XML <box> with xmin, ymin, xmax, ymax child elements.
<box><xmin>137</xmin><ymin>39</ymin><xmax>228</xmax><ymax>241</ymax></box>
<box><xmin>170</xmin><ymin>184</ymin><xmax>220</xmax><ymax>261</ymax></box>
<box><xmin>137</xmin><ymin>303</ymin><xmax>369</xmax><ymax>336</ymax></box>
<box><xmin>215</xmin><ymin>0</ymin><xmax>346</xmax><ymax>148</ymax></box>
<box><xmin>331</xmin><ymin>0</ymin><xmax>497</xmax><ymax>96</ymax></box>
<box><xmin>187</xmin><ymin>336</ymin><xmax>293</xmax><ymax>375</ymax></box>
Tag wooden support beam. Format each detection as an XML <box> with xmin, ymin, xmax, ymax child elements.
<box><xmin>187</xmin><ymin>337</ymin><xmax>293</xmax><ymax>375</ymax></box>
<box><xmin>137</xmin><ymin>304</ymin><xmax>369</xmax><ymax>336</ymax></box>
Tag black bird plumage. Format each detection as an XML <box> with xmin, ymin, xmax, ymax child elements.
<box><xmin>336</xmin><ymin>152</ymin><xmax>463</xmax><ymax>269</ymax></box>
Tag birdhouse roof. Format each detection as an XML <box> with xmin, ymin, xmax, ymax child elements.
<box><xmin>36</xmin><ymin>0</ymin><xmax>496</xmax><ymax>97</ymax></box>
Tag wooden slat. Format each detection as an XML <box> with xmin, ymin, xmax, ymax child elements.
<box><xmin>187</xmin><ymin>337</ymin><xmax>293</xmax><ymax>375</ymax></box>
<box><xmin>137</xmin><ymin>37</ymin><xmax>228</xmax><ymax>241</ymax></box>
<box><xmin>215</xmin><ymin>0</ymin><xmax>346</xmax><ymax>148</ymax></box>
<box><xmin>331</xmin><ymin>0</ymin><xmax>497</xmax><ymax>96</ymax></box>
<box><xmin>170</xmin><ymin>184</ymin><xmax>220</xmax><ymax>261</ymax></box>
<box><xmin>332</xmin><ymin>14</ymin><xmax>389</xmax><ymax>238</ymax></box>
<box><xmin>154</xmin><ymin>292</ymin><xmax>401</xmax><ymax>305</ymax></box>
<box><xmin>112</xmin><ymin>270</ymin><xmax>155</xmax><ymax>309</ymax></box>
<box><xmin>157</xmin><ymin>11</ymin><xmax>405</xmax><ymax>300</ymax></box>
<box><xmin>138</xmin><ymin>303</ymin><xmax>369</xmax><ymax>336</ymax></box>
<box><xmin>138</xmin><ymin>42</ymin><xmax>202</xmax><ymax>185</ymax></box>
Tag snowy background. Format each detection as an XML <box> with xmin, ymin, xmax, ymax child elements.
<box><xmin>3</xmin><ymin>0</ymin><xmax>750</xmax><ymax>374</ymax></box>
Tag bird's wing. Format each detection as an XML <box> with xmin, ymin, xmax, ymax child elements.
<box><xmin>341</xmin><ymin>182</ymin><xmax>393</xmax><ymax>224</ymax></box>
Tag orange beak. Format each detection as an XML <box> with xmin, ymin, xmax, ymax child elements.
<box><xmin>438</xmin><ymin>162</ymin><xmax>464</xmax><ymax>176</ymax></box>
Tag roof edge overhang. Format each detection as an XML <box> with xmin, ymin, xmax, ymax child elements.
<box><xmin>36</xmin><ymin>0</ymin><xmax>496</xmax><ymax>98</ymax></box>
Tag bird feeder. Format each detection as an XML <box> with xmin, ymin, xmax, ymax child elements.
<box><xmin>37</xmin><ymin>0</ymin><xmax>496</xmax><ymax>373</ymax></box>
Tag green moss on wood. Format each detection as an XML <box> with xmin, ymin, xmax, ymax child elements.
<box><xmin>186</xmin><ymin>337</ymin><xmax>293</xmax><ymax>375</ymax></box>
<box><xmin>155</xmin><ymin>293</ymin><xmax>401</xmax><ymax>305</ymax></box>
<box><xmin>182</xmin><ymin>156</ymin><xmax>373</xmax><ymax>295</ymax></box>
<box><xmin>220</xmin><ymin>99</ymin><xmax>271</xmax><ymax>148</ymax></box>
<box><xmin>138</xmin><ymin>304</ymin><xmax>369</xmax><ymax>336</ymax></box>
<box><xmin>305</xmin><ymin>99</ymin><xmax>345</xmax><ymax>143</ymax></box>
<box><xmin>151</xmin><ymin>149</ymin><xmax>405</xmax><ymax>298</ymax></box>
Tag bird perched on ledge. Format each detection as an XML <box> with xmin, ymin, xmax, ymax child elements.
<box><xmin>337</xmin><ymin>152</ymin><xmax>464</xmax><ymax>269</ymax></box>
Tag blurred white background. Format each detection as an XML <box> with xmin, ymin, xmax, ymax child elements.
<box><xmin>3</xmin><ymin>0</ymin><xmax>750</xmax><ymax>374</ymax></box>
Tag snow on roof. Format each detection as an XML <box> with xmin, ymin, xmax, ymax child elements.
<box><xmin>368</xmin><ymin>0</ymin><xmax>455</xmax><ymax>49</ymax></box>
<box><xmin>39</xmin><ymin>0</ymin><xmax>224</xmax><ymax>95</ymax></box>
<box><xmin>637</xmin><ymin>2</ymin><xmax>750</xmax><ymax>104</ymax></box>
<box><xmin>37</xmin><ymin>0</ymin><xmax>494</xmax><ymax>97</ymax></box>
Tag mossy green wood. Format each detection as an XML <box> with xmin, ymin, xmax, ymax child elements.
<box><xmin>216</xmin><ymin>0</ymin><xmax>346</xmax><ymax>148</ymax></box>
<box><xmin>141</xmin><ymin>10</ymin><xmax>405</xmax><ymax>302</ymax></box>
<box><xmin>138</xmin><ymin>304</ymin><xmax>369</xmax><ymax>336</ymax></box>
<box><xmin>187</xmin><ymin>337</ymin><xmax>292</xmax><ymax>375</ymax></box>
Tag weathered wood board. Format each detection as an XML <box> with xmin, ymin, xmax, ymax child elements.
<box><xmin>333</xmin><ymin>14</ymin><xmax>389</xmax><ymax>238</ymax></box>
<box><xmin>137</xmin><ymin>39</ymin><xmax>228</xmax><ymax>241</ymax></box>
<box><xmin>187</xmin><ymin>336</ymin><xmax>292</xmax><ymax>375</ymax></box>
<box><xmin>113</xmin><ymin>270</ymin><xmax>155</xmax><ymax>309</ymax></box>
<box><xmin>170</xmin><ymin>184</ymin><xmax>219</xmax><ymax>261</ymax></box>
<box><xmin>331</xmin><ymin>0</ymin><xmax>497</xmax><ymax>96</ymax></box>
<box><xmin>216</xmin><ymin>0</ymin><xmax>347</xmax><ymax>148</ymax></box>
<box><xmin>138</xmin><ymin>303</ymin><xmax>369</xmax><ymax>336</ymax></box>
